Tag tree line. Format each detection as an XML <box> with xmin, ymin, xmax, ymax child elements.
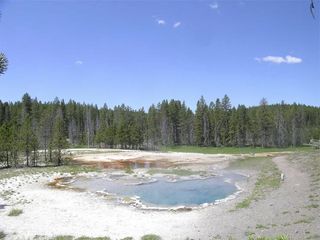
<box><xmin>0</xmin><ymin>93</ymin><xmax>319</xmax><ymax>168</ymax></box>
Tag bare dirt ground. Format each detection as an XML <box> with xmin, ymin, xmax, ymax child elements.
<box><xmin>196</xmin><ymin>155</ymin><xmax>320</xmax><ymax>239</ymax></box>
<box><xmin>0</xmin><ymin>150</ymin><xmax>319</xmax><ymax>240</ymax></box>
<box><xmin>70</xmin><ymin>149</ymin><xmax>237</xmax><ymax>169</ymax></box>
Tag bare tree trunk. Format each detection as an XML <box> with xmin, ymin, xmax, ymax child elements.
<box><xmin>6</xmin><ymin>151</ymin><xmax>9</xmax><ymax>167</ymax></box>
<box><xmin>26</xmin><ymin>150</ymin><xmax>29</xmax><ymax>167</ymax></box>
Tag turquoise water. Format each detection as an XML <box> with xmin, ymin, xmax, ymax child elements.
<box><xmin>72</xmin><ymin>173</ymin><xmax>244</xmax><ymax>207</ymax></box>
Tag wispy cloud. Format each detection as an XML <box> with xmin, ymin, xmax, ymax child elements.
<box><xmin>209</xmin><ymin>2</ymin><xmax>219</xmax><ymax>9</ymax></box>
<box><xmin>255</xmin><ymin>55</ymin><xmax>302</xmax><ymax>64</ymax></box>
<box><xmin>173</xmin><ymin>22</ymin><xmax>181</xmax><ymax>28</ymax></box>
<box><xmin>156</xmin><ymin>19</ymin><xmax>166</xmax><ymax>25</ymax></box>
<box><xmin>75</xmin><ymin>60</ymin><xmax>83</xmax><ymax>65</ymax></box>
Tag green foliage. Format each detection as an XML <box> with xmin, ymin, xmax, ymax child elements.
<box><xmin>0</xmin><ymin>123</ymin><xmax>18</xmax><ymax>167</ymax></box>
<box><xmin>51</xmin><ymin>111</ymin><xmax>68</xmax><ymax>166</ymax></box>
<box><xmin>0</xmin><ymin>93</ymin><xmax>320</xmax><ymax>169</ymax></box>
<box><xmin>257</xmin><ymin>98</ymin><xmax>273</xmax><ymax>148</ymax></box>
<box><xmin>194</xmin><ymin>96</ymin><xmax>210</xmax><ymax>146</ymax></box>
<box><xmin>8</xmin><ymin>208</ymin><xmax>23</xmax><ymax>216</ymax></box>
<box><xmin>141</xmin><ymin>234</ymin><xmax>162</xmax><ymax>240</ymax></box>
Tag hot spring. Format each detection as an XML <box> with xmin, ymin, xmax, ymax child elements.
<box><xmin>68</xmin><ymin>172</ymin><xmax>245</xmax><ymax>208</ymax></box>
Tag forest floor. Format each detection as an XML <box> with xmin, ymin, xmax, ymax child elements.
<box><xmin>0</xmin><ymin>149</ymin><xmax>319</xmax><ymax>240</ymax></box>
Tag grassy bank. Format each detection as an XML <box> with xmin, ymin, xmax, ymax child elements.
<box><xmin>161</xmin><ymin>145</ymin><xmax>313</xmax><ymax>155</ymax></box>
<box><xmin>228</xmin><ymin>157</ymin><xmax>281</xmax><ymax>209</ymax></box>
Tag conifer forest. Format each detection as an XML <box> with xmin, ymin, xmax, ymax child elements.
<box><xmin>0</xmin><ymin>93</ymin><xmax>319</xmax><ymax>167</ymax></box>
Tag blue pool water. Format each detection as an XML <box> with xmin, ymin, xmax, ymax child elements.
<box><xmin>72</xmin><ymin>173</ymin><xmax>244</xmax><ymax>207</ymax></box>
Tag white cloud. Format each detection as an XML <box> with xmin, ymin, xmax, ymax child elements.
<box><xmin>173</xmin><ymin>22</ymin><xmax>181</xmax><ymax>28</ymax></box>
<box><xmin>75</xmin><ymin>60</ymin><xmax>83</xmax><ymax>65</ymax></box>
<box><xmin>285</xmin><ymin>55</ymin><xmax>302</xmax><ymax>64</ymax></box>
<box><xmin>255</xmin><ymin>55</ymin><xmax>302</xmax><ymax>64</ymax></box>
<box><xmin>156</xmin><ymin>19</ymin><xmax>166</xmax><ymax>25</ymax></box>
<box><xmin>209</xmin><ymin>2</ymin><xmax>219</xmax><ymax>9</ymax></box>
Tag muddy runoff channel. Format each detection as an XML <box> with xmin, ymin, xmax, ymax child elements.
<box><xmin>49</xmin><ymin>158</ymin><xmax>246</xmax><ymax>211</ymax></box>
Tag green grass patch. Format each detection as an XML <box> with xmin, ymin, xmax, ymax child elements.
<box><xmin>125</xmin><ymin>165</ymin><xmax>134</xmax><ymax>174</ymax></box>
<box><xmin>228</xmin><ymin>157</ymin><xmax>269</xmax><ymax>170</ymax></box>
<box><xmin>294</xmin><ymin>217</ymin><xmax>314</xmax><ymax>224</ymax></box>
<box><xmin>235</xmin><ymin>157</ymin><xmax>281</xmax><ymax>209</ymax></box>
<box><xmin>8</xmin><ymin>208</ymin><xmax>23</xmax><ymax>216</ymax></box>
<box><xmin>141</xmin><ymin>234</ymin><xmax>162</xmax><ymax>240</ymax></box>
<box><xmin>235</xmin><ymin>198</ymin><xmax>251</xmax><ymax>208</ymax></box>
<box><xmin>161</xmin><ymin>145</ymin><xmax>312</xmax><ymax>155</ymax></box>
<box><xmin>306</xmin><ymin>204</ymin><xmax>319</xmax><ymax>209</ymax></box>
<box><xmin>76</xmin><ymin>237</ymin><xmax>111</xmax><ymax>240</ymax></box>
<box><xmin>256</xmin><ymin>224</ymin><xmax>269</xmax><ymax>230</ymax></box>
<box><xmin>51</xmin><ymin>237</ymin><xmax>74</xmax><ymax>240</ymax></box>
<box><xmin>42</xmin><ymin>236</ymin><xmax>111</xmax><ymax>240</ymax></box>
<box><xmin>248</xmin><ymin>236</ymin><xmax>288</xmax><ymax>240</ymax></box>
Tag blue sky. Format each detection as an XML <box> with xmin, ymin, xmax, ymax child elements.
<box><xmin>0</xmin><ymin>0</ymin><xmax>319</xmax><ymax>109</ymax></box>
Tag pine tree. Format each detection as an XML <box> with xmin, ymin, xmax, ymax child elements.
<box><xmin>236</xmin><ymin>105</ymin><xmax>248</xmax><ymax>147</ymax></box>
<box><xmin>147</xmin><ymin>104</ymin><xmax>160</xmax><ymax>148</ymax></box>
<box><xmin>20</xmin><ymin>117</ymin><xmax>33</xmax><ymax>166</ymax></box>
<box><xmin>291</xmin><ymin>104</ymin><xmax>305</xmax><ymax>147</ymax></box>
<box><xmin>220</xmin><ymin>95</ymin><xmax>232</xmax><ymax>146</ymax></box>
<box><xmin>52</xmin><ymin>110</ymin><xmax>68</xmax><ymax>166</ymax></box>
<box><xmin>0</xmin><ymin>123</ymin><xmax>14</xmax><ymax>167</ymax></box>
<box><xmin>213</xmin><ymin>98</ymin><xmax>223</xmax><ymax>146</ymax></box>
<box><xmin>1</xmin><ymin>92</ymin><xmax>320</xmax><ymax>165</ymax></box>
<box><xmin>257</xmin><ymin>98</ymin><xmax>273</xmax><ymax>147</ymax></box>
<box><xmin>275</xmin><ymin>104</ymin><xmax>287</xmax><ymax>147</ymax></box>
<box><xmin>194</xmin><ymin>96</ymin><xmax>210</xmax><ymax>146</ymax></box>
<box><xmin>159</xmin><ymin>101</ymin><xmax>170</xmax><ymax>145</ymax></box>
<box><xmin>228</xmin><ymin>108</ymin><xmax>238</xmax><ymax>146</ymax></box>
<box><xmin>40</xmin><ymin>110</ymin><xmax>53</xmax><ymax>162</ymax></box>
